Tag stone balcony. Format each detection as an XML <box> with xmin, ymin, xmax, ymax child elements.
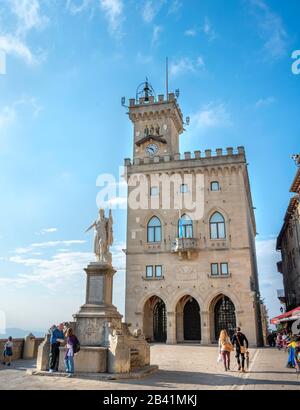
<box><xmin>171</xmin><ymin>238</ymin><xmax>199</xmax><ymax>259</ymax></box>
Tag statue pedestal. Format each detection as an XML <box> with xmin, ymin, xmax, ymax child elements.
<box><xmin>73</xmin><ymin>262</ymin><xmax>122</xmax><ymax>347</ymax></box>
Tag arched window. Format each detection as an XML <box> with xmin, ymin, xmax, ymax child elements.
<box><xmin>178</xmin><ymin>214</ymin><xmax>193</xmax><ymax>238</ymax></box>
<box><xmin>147</xmin><ymin>216</ymin><xmax>162</xmax><ymax>242</ymax></box>
<box><xmin>211</xmin><ymin>181</ymin><xmax>220</xmax><ymax>191</ymax></box>
<box><xmin>210</xmin><ymin>212</ymin><xmax>226</xmax><ymax>239</ymax></box>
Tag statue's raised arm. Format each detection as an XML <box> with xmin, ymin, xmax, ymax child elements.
<box><xmin>108</xmin><ymin>209</ymin><xmax>113</xmax><ymax>246</ymax></box>
<box><xmin>85</xmin><ymin>221</ymin><xmax>96</xmax><ymax>233</ymax></box>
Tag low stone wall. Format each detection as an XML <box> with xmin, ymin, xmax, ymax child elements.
<box><xmin>0</xmin><ymin>336</ymin><xmax>44</xmax><ymax>361</ymax></box>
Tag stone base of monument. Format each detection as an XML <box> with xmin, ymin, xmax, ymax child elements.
<box><xmin>27</xmin><ymin>365</ymin><xmax>159</xmax><ymax>380</ymax></box>
<box><xmin>33</xmin><ymin>260</ymin><xmax>156</xmax><ymax>378</ymax></box>
<box><xmin>58</xmin><ymin>346</ymin><xmax>107</xmax><ymax>373</ymax></box>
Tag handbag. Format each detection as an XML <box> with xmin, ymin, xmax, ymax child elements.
<box><xmin>236</xmin><ymin>334</ymin><xmax>246</xmax><ymax>354</ymax></box>
<box><xmin>223</xmin><ymin>342</ymin><xmax>234</xmax><ymax>352</ymax></box>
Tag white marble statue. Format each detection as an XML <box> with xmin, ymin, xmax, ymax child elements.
<box><xmin>85</xmin><ymin>209</ymin><xmax>113</xmax><ymax>263</ymax></box>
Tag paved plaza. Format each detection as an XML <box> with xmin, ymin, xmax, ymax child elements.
<box><xmin>0</xmin><ymin>345</ymin><xmax>299</xmax><ymax>390</ymax></box>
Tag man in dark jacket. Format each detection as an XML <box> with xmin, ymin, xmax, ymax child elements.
<box><xmin>231</xmin><ymin>327</ymin><xmax>249</xmax><ymax>372</ymax></box>
<box><xmin>49</xmin><ymin>323</ymin><xmax>65</xmax><ymax>373</ymax></box>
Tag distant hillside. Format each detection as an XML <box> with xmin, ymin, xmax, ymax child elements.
<box><xmin>0</xmin><ymin>328</ymin><xmax>46</xmax><ymax>339</ymax></box>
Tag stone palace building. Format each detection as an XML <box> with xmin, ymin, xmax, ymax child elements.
<box><xmin>124</xmin><ymin>82</ymin><xmax>263</xmax><ymax>346</ymax></box>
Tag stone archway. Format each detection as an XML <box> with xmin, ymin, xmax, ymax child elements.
<box><xmin>210</xmin><ymin>294</ymin><xmax>236</xmax><ymax>341</ymax></box>
<box><xmin>143</xmin><ymin>296</ymin><xmax>167</xmax><ymax>343</ymax></box>
<box><xmin>176</xmin><ymin>295</ymin><xmax>201</xmax><ymax>343</ymax></box>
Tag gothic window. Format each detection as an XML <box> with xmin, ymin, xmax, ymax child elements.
<box><xmin>210</xmin><ymin>212</ymin><xmax>226</xmax><ymax>239</ymax></box>
<box><xmin>178</xmin><ymin>214</ymin><xmax>193</xmax><ymax>238</ymax></box>
<box><xmin>147</xmin><ymin>216</ymin><xmax>162</xmax><ymax>242</ymax></box>
<box><xmin>180</xmin><ymin>184</ymin><xmax>189</xmax><ymax>193</ymax></box>
<box><xmin>211</xmin><ymin>181</ymin><xmax>220</xmax><ymax>191</ymax></box>
<box><xmin>150</xmin><ymin>186</ymin><xmax>159</xmax><ymax>196</ymax></box>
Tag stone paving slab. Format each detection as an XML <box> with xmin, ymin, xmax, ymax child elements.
<box><xmin>26</xmin><ymin>365</ymin><xmax>159</xmax><ymax>380</ymax></box>
<box><xmin>0</xmin><ymin>345</ymin><xmax>299</xmax><ymax>390</ymax></box>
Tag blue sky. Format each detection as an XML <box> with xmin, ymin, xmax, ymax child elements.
<box><xmin>0</xmin><ymin>0</ymin><xmax>299</xmax><ymax>333</ymax></box>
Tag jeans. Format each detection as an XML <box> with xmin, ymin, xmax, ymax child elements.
<box><xmin>221</xmin><ymin>351</ymin><xmax>230</xmax><ymax>369</ymax></box>
<box><xmin>49</xmin><ymin>343</ymin><xmax>60</xmax><ymax>371</ymax></box>
<box><xmin>64</xmin><ymin>356</ymin><xmax>74</xmax><ymax>374</ymax></box>
<box><xmin>236</xmin><ymin>351</ymin><xmax>245</xmax><ymax>369</ymax></box>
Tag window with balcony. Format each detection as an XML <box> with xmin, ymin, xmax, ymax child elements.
<box><xmin>210</xmin><ymin>212</ymin><xmax>226</xmax><ymax>239</ymax></box>
<box><xmin>147</xmin><ymin>216</ymin><xmax>162</xmax><ymax>242</ymax></box>
<box><xmin>178</xmin><ymin>214</ymin><xmax>193</xmax><ymax>238</ymax></box>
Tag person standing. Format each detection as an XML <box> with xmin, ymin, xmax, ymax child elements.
<box><xmin>49</xmin><ymin>323</ymin><xmax>65</xmax><ymax>373</ymax></box>
<box><xmin>231</xmin><ymin>327</ymin><xmax>249</xmax><ymax>373</ymax></box>
<box><xmin>2</xmin><ymin>337</ymin><xmax>13</xmax><ymax>366</ymax></box>
<box><xmin>218</xmin><ymin>329</ymin><xmax>233</xmax><ymax>371</ymax></box>
<box><xmin>64</xmin><ymin>328</ymin><xmax>80</xmax><ymax>377</ymax></box>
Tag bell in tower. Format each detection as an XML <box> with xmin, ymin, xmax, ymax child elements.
<box><xmin>125</xmin><ymin>79</ymin><xmax>184</xmax><ymax>161</ymax></box>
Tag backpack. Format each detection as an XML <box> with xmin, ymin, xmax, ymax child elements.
<box><xmin>73</xmin><ymin>337</ymin><xmax>80</xmax><ymax>354</ymax></box>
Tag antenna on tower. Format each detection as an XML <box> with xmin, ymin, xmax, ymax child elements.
<box><xmin>166</xmin><ymin>57</ymin><xmax>169</xmax><ymax>100</ymax></box>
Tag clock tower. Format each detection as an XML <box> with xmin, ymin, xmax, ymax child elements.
<box><xmin>127</xmin><ymin>80</ymin><xmax>184</xmax><ymax>160</ymax></box>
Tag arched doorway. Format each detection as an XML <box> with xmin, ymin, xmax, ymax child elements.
<box><xmin>176</xmin><ymin>296</ymin><xmax>201</xmax><ymax>342</ymax></box>
<box><xmin>214</xmin><ymin>295</ymin><xmax>236</xmax><ymax>340</ymax></box>
<box><xmin>153</xmin><ymin>299</ymin><xmax>167</xmax><ymax>342</ymax></box>
<box><xmin>143</xmin><ymin>296</ymin><xmax>167</xmax><ymax>343</ymax></box>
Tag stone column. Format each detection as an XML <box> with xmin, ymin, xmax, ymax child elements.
<box><xmin>23</xmin><ymin>333</ymin><xmax>36</xmax><ymax>359</ymax></box>
<box><xmin>166</xmin><ymin>311</ymin><xmax>176</xmax><ymax>344</ymax></box>
<box><xmin>200</xmin><ymin>310</ymin><xmax>210</xmax><ymax>345</ymax></box>
<box><xmin>73</xmin><ymin>262</ymin><xmax>122</xmax><ymax>347</ymax></box>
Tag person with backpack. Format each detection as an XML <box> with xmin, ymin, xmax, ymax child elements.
<box><xmin>64</xmin><ymin>327</ymin><xmax>80</xmax><ymax>377</ymax></box>
<box><xmin>218</xmin><ymin>329</ymin><xmax>233</xmax><ymax>371</ymax></box>
<box><xmin>231</xmin><ymin>327</ymin><xmax>249</xmax><ymax>373</ymax></box>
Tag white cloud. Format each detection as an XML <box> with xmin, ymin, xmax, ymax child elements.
<box><xmin>184</xmin><ymin>28</ymin><xmax>197</xmax><ymax>37</ymax></box>
<box><xmin>10</xmin><ymin>0</ymin><xmax>48</xmax><ymax>35</ymax></box>
<box><xmin>255</xmin><ymin>96</ymin><xmax>276</xmax><ymax>108</ymax></box>
<box><xmin>0</xmin><ymin>105</ymin><xmax>16</xmax><ymax>131</ymax></box>
<box><xmin>99</xmin><ymin>0</ymin><xmax>124</xmax><ymax>38</ymax></box>
<box><xmin>66</xmin><ymin>0</ymin><xmax>92</xmax><ymax>15</ymax></box>
<box><xmin>141</xmin><ymin>0</ymin><xmax>165</xmax><ymax>23</ymax></box>
<box><xmin>248</xmin><ymin>0</ymin><xmax>288</xmax><ymax>60</ymax></box>
<box><xmin>35</xmin><ymin>228</ymin><xmax>58</xmax><ymax>236</ymax></box>
<box><xmin>136</xmin><ymin>52</ymin><xmax>153</xmax><ymax>64</ymax></box>
<box><xmin>151</xmin><ymin>25</ymin><xmax>163</xmax><ymax>47</ymax></box>
<box><xmin>0</xmin><ymin>97</ymin><xmax>42</xmax><ymax>138</ymax></box>
<box><xmin>14</xmin><ymin>240</ymin><xmax>86</xmax><ymax>255</ymax></box>
<box><xmin>1</xmin><ymin>241</ymin><xmax>125</xmax><ymax>290</ymax></box>
<box><xmin>170</xmin><ymin>56</ymin><xmax>205</xmax><ymax>77</ymax></box>
<box><xmin>202</xmin><ymin>16</ymin><xmax>216</xmax><ymax>41</ymax></box>
<box><xmin>0</xmin><ymin>34</ymin><xmax>37</xmax><ymax>65</ymax></box>
<box><xmin>168</xmin><ymin>0</ymin><xmax>182</xmax><ymax>15</ymax></box>
<box><xmin>256</xmin><ymin>238</ymin><xmax>283</xmax><ymax>321</ymax></box>
<box><xmin>190</xmin><ymin>102</ymin><xmax>232</xmax><ymax>130</ymax></box>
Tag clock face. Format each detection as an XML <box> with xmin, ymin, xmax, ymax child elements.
<box><xmin>145</xmin><ymin>143</ymin><xmax>158</xmax><ymax>156</ymax></box>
